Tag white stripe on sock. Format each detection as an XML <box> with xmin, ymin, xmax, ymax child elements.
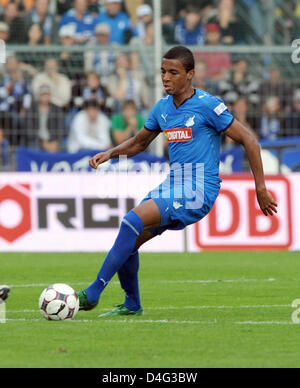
<box><xmin>122</xmin><ymin>219</ymin><xmax>140</xmax><ymax>236</ymax></box>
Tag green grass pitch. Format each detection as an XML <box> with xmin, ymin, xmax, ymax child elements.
<box><xmin>1</xmin><ymin>251</ymin><xmax>300</xmax><ymax>368</ymax></box>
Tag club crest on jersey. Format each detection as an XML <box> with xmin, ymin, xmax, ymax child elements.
<box><xmin>184</xmin><ymin>115</ymin><xmax>196</xmax><ymax>127</ymax></box>
<box><xmin>163</xmin><ymin>128</ymin><xmax>193</xmax><ymax>142</ymax></box>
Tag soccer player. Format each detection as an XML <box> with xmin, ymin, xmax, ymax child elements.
<box><xmin>0</xmin><ymin>285</ymin><xmax>10</xmax><ymax>302</ymax></box>
<box><xmin>77</xmin><ymin>46</ymin><xmax>277</xmax><ymax>316</ymax></box>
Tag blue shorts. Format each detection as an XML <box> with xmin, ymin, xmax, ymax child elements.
<box><xmin>139</xmin><ymin>174</ymin><xmax>220</xmax><ymax>236</ymax></box>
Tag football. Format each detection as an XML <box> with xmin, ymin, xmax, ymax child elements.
<box><xmin>39</xmin><ymin>283</ymin><xmax>79</xmax><ymax>321</ymax></box>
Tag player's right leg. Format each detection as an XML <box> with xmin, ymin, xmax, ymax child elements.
<box><xmin>117</xmin><ymin>230</ymin><xmax>157</xmax><ymax>311</ymax></box>
<box><xmin>99</xmin><ymin>230</ymin><xmax>158</xmax><ymax>317</ymax></box>
<box><xmin>0</xmin><ymin>285</ymin><xmax>10</xmax><ymax>302</ymax></box>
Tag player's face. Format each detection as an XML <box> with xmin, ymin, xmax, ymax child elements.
<box><xmin>161</xmin><ymin>58</ymin><xmax>194</xmax><ymax>95</ymax></box>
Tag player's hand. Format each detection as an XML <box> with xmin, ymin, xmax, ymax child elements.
<box><xmin>256</xmin><ymin>188</ymin><xmax>278</xmax><ymax>216</ymax></box>
<box><xmin>89</xmin><ymin>151</ymin><xmax>111</xmax><ymax>169</ymax></box>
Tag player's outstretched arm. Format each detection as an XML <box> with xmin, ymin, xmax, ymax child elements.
<box><xmin>89</xmin><ymin>127</ymin><xmax>160</xmax><ymax>169</ymax></box>
<box><xmin>224</xmin><ymin>119</ymin><xmax>278</xmax><ymax>217</ymax></box>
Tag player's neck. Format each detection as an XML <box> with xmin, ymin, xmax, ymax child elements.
<box><xmin>172</xmin><ymin>87</ymin><xmax>196</xmax><ymax>108</ymax></box>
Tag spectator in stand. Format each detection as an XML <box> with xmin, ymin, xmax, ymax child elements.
<box><xmin>27</xmin><ymin>23</ymin><xmax>43</xmax><ymax>45</ymax></box>
<box><xmin>2</xmin><ymin>54</ymin><xmax>37</xmax><ymax>85</ymax></box>
<box><xmin>259</xmin><ymin>96</ymin><xmax>282</xmax><ymax>140</ymax></box>
<box><xmin>82</xmin><ymin>72</ymin><xmax>112</xmax><ymax>116</ymax></box>
<box><xmin>217</xmin><ymin>0</ymin><xmax>234</xmax><ymax>30</ymax></box>
<box><xmin>0</xmin><ymin>111</ymin><xmax>10</xmax><ymax>168</ymax></box>
<box><xmin>23</xmin><ymin>0</ymin><xmax>55</xmax><ymax>45</ymax></box>
<box><xmin>174</xmin><ymin>5</ymin><xmax>205</xmax><ymax>46</ymax></box>
<box><xmin>88</xmin><ymin>0</ymin><xmax>101</xmax><ymax>15</ymax></box>
<box><xmin>0</xmin><ymin>2</ymin><xmax>27</xmax><ymax>44</ymax></box>
<box><xmin>286</xmin><ymin>0</ymin><xmax>300</xmax><ymax>43</ymax></box>
<box><xmin>67</xmin><ymin>98</ymin><xmax>111</xmax><ymax>153</ymax></box>
<box><xmin>232</xmin><ymin>97</ymin><xmax>258</xmax><ymax>136</ymax></box>
<box><xmin>57</xmin><ymin>0</ymin><xmax>72</xmax><ymax>15</ymax></box>
<box><xmin>174</xmin><ymin>0</ymin><xmax>213</xmax><ymax>15</ymax></box>
<box><xmin>84</xmin><ymin>22</ymin><xmax>116</xmax><ymax>85</ymax></box>
<box><xmin>219</xmin><ymin>58</ymin><xmax>260</xmax><ymax>107</ymax></box>
<box><xmin>23</xmin><ymin>84</ymin><xmax>65</xmax><ymax>152</ymax></box>
<box><xmin>58</xmin><ymin>24</ymin><xmax>84</xmax><ymax>82</ymax></box>
<box><xmin>106</xmin><ymin>52</ymin><xmax>150</xmax><ymax>113</ymax></box>
<box><xmin>0</xmin><ymin>59</ymin><xmax>32</xmax><ymax>145</ymax></box>
<box><xmin>0</xmin><ymin>123</ymin><xmax>9</xmax><ymax>168</ymax></box>
<box><xmin>130</xmin><ymin>20</ymin><xmax>154</xmax><ymax>46</ymax></box>
<box><xmin>133</xmin><ymin>4</ymin><xmax>153</xmax><ymax>39</ymax></box>
<box><xmin>0</xmin><ymin>63</ymin><xmax>32</xmax><ymax>115</ymax></box>
<box><xmin>193</xmin><ymin>59</ymin><xmax>220</xmax><ymax>96</ymax></box>
<box><xmin>111</xmin><ymin>99</ymin><xmax>145</xmax><ymax>145</ymax></box>
<box><xmin>95</xmin><ymin>0</ymin><xmax>131</xmax><ymax>45</ymax></box>
<box><xmin>142</xmin><ymin>21</ymin><xmax>154</xmax><ymax>45</ymax></box>
<box><xmin>0</xmin><ymin>22</ymin><xmax>9</xmax><ymax>43</ymax></box>
<box><xmin>0</xmin><ymin>0</ymin><xmax>35</xmax><ymax>13</ymax></box>
<box><xmin>59</xmin><ymin>0</ymin><xmax>97</xmax><ymax>44</ymax></box>
<box><xmin>71</xmin><ymin>71</ymin><xmax>112</xmax><ymax>116</ymax></box>
<box><xmin>196</xmin><ymin>23</ymin><xmax>231</xmax><ymax>81</ymax></box>
<box><xmin>258</xmin><ymin>65</ymin><xmax>293</xmax><ymax>114</ymax></box>
<box><xmin>283</xmin><ymin>89</ymin><xmax>300</xmax><ymax>137</ymax></box>
<box><xmin>161</xmin><ymin>14</ymin><xmax>177</xmax><ymax>44</ymax></box>
<box><xmin>223</xmin><ymin>97</ymin><xmax>257</xmax><ymax>148</ymax></box>
<box><xmin>204</xmin><ymin>0</ymin><xmax>248</xmax><ymax>44</ymax></box>
<box><xmin>32</xmin><ymin>58</ymin><xmax>72</xmax><ymax>109</ymax></box>
<box><xmin>273</xmin><ymin>1</ymin><xmax>294</xmax><ymax>45</ymax></box>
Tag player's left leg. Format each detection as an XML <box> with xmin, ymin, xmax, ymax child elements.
<box><xmin>78</xmin><ymin>200</ymin><xmax>161</xmax><ymax>311</ymax></box>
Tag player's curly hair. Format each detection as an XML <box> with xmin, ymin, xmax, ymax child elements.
<box><xmin>163</xmin><ymin>46</ymin><xmax>195</xmax><ymax>73</ymax></box>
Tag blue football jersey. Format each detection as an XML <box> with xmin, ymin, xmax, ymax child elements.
<box><xmin>145</xmin><ymin>89</ymin><xmax>234</xmax><ymax>184</ymax></box>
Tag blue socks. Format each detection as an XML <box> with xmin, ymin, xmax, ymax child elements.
<box><xmin>118</xmin><ymin>250</ymin><xmax>141</xmax><ymax>311</ymax></box>
<box><xmin>85</xmin><ymin>210</ymin><xmax>144</xmax><ymax>304</ymax></box>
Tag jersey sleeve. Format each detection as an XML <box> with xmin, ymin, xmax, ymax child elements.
<box><xmin>144</xmin><ymin>101</ymin><xmax>162</xmax><ymax>132</ymax></box>
<box><xmin>202</xmin><ymin>96</ymin><xmax>234</xmax><ymax>133</ymax></box>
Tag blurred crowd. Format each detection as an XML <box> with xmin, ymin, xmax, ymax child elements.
<box><xmin>1</xmin><ymin>0</ymin><xmax>300</xmax><ymax>46</ymax></box>
<box><xmin>0</xmin><ymin>0</ymin><xmax>300</xmax><ymax>166</ymax></box>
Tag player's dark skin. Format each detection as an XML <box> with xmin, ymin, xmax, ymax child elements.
<box><xmin>89</xmin><ymin>58</ymin><xmax>278</xmax><ymax>249</ymax></box>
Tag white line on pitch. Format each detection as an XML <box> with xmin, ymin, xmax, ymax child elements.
<box><xmin>3</xmin><ymin>318</ymin><xmax>298</xmax><ymax>326</ymax></box>
<box><xmin>160</xmin><ymin>278</ymin><xmax>277</xmax><ymax>284</ymax></box>
<box><xmin>8</xmin><ymin>282</ymin><xmax>89</xmax><ymax>289</ymax></box>
<box><xmin>138</xmin><ymin>304</ymin><xmax>292</xmax><ymax>310</ymax></box>
<box><xmin>8</xmin><ymin>278</ymin><xmax>277</xmax><ymax>289</ymax></box>
<box><xmin>6</xmin><ymin>304</ymin><xmax>292</xmax><ymax>314</ymax></box>
<box><xmin>3</xmin><ymin>318</ymin><xmax>217</xmax><ymax>325</ymax></box>
<box><xmin>236</xmin><ymin>321</ymin><xmax>295</xmax><ymax>325</ymax></box>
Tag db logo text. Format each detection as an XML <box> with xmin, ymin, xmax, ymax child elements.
<box><xmin>195</xmin><ymin>176</ymin><xmax>292</xmax><ymax>250</ymax></box>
